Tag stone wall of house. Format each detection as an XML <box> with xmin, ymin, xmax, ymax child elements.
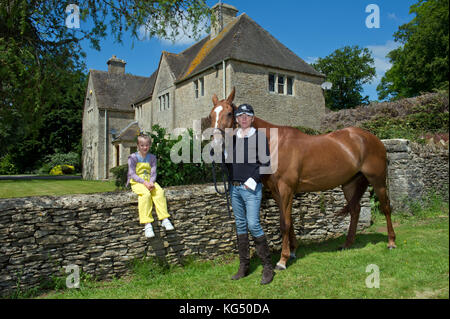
<box><xmin>174</xmin><ymin>65</ymin><xmax>228</xmax><ymax>131</ymax></box>
<box><xmin>231</xmin><ymin>61</ymin><xmax>326</xmax><ymax>130</ymax></box>
<box><xmin>151</xmin><ymin>56</ymin><xmax>176</xmax><ymax>131</ymax></box>
<box><xmin>82</xmin><ymin>77</ymin><xmax>100</xmax><ymax>180</ymax></box>
<box><xmin>0</xmin><ymin>186</ymin><xmax>369</xmax><ymax>297</ymax></box>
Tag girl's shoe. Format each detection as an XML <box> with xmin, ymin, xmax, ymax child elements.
<box><xmin>144</xmin><ymin>223</ymin><xmax>155</xmax><ymax>238</ymax></box>
<box><xmin>161</xmin><ymin>218</ymin><xmax>174</xmax><ymax>231</ymax></box>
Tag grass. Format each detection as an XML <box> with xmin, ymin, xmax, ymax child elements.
<box><xmin>35</xmin><ymin>198</ymin><xmax>449</xmax><ymax>299</ymax></box>
<box><xmin>0</xmin><ymin>180</ymin><xmax>117</xmax><ymax>198</ymax></box>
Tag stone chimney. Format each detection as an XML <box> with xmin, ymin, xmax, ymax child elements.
<box><xmin>210</xmin><ymin>2</ymin><xmax>238</xmax><ymax>39</ymax></box>
<box><xmin>107</xmin><ymin>55</ymin><xmax>126</xmax><ymax>74</ymax></box>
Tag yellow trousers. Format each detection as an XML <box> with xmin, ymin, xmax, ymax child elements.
<box><xmin>131</xmin><ymin>182</ymin><xmax>170</xmax><ymax>224</ymax></box>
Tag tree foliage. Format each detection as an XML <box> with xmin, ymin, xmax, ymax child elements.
<box><xmin>377</xmin><ymin>0</ymin><xmax>449</xmax><ymax>100</ymax></box>
<box><xmin>312</xmin><ymin>45</ymin><xmax>376</xmax><ymax>110</ymax></box>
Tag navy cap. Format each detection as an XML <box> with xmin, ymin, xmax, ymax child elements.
<box><xmin>235</xmin><ymin>104</ymin><xmax>255</xmax><ymax>117</ymax></box>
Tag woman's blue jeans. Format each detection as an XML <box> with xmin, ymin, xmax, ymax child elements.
<box><xmin>230</xmin><ymin>183</ymin><xmax>265</xmax><ymax>238</ymax></box>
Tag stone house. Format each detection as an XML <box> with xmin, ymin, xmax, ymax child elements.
<box><xmin>82</xmin><ymin>3</ymin><xmax>326</xmax><ymax>180</ymax></box>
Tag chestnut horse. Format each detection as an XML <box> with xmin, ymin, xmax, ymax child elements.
<box><xmin>209</xmin><ymin>87</ymin><xmax>396</xmax><ymax>270</ymax></box>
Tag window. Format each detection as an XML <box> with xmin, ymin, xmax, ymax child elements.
<box><xmin>268</xmin><ymin>73</ymin><xmax>294</xmax><ymax>96</ymax></box>
<box><xmin>287</xmin><ymin>77</ymin><xmax>293</xmax><ymax>95</ymax></box>
<box><xmin>268</xmin><ymin>74</ymin><xmax>275</xmax><ymax>92</ymax></box>
<box><xmin>194</xmin><ymin>77</ymin><xmax>204</xmax><ymax>98</ymax></box>
<box><xmin>158</xmin><ymin>93</ymin><xmax>170</xmax><ymax>111</ymax></box>
<box><xmin>277</xmin><ymin>75</ymin><xmax>284</xmax><ymax>94</ymax></box>
<box><xmin>200</xmin><ymin>78</ymin><xmax>204</xmax><ymax>96</ymax></box>
<box><xmin>194</xmin><ymin>80</ymin><xmax>199</xmax><ymax>98</ymax></box>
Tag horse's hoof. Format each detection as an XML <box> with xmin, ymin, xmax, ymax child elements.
<box><xmin>289</xmin><ymin>252</ymin><xmax>296</xmax><ymax>260</ymax></box>
<box><xmin>337</xmin><ymin>246</ymin><xmax>348</xmax><ymax>251</ymax></box>
<box><xmin>275</xmin><ymin>263</ymin><xmax>286</xmax><ymax>271</ymax></box>
<box><xmin>388</xmin><ymin>245</ymin><xmax>397</xmax><ymax>250</ymax></box>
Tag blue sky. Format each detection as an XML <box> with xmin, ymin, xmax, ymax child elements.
<box><xmin>77</xmin><ymin>0</ymin><xmax>417</xmax><ymax>101</ymax></box>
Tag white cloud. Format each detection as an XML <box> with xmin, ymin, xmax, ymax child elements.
<box><xmin>366</xmin><ymin>40</ymin><xmax>402</xmax><ymax>80</ymax></box>
<box><xmin>138</xmin><ymin>13</ymin><xmax>209</xmax><ymax>46</ymax></box>
<box><xmin>363</xmin><ymin>40</ymin><xmax>402</xmax><ymax>100</ymax></box>
<box><xmin>305</xmin><ymin>56</ymin><xmax>319</xmax><ymax>65</ymax></box>
<box><xmin>387</xmin><ymin>12</ymin><xmax>398</xmax><ymax>20</ymax></box>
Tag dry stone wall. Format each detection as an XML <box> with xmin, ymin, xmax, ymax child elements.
<box><xmin>383</xmin><ymin>139</ymin><xmax>449</xmax><ymax>212</ymax></box>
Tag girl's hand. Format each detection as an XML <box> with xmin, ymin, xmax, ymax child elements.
<box><xmin>144</xmin><ymin>181</ymin><xmax>155</xmax><ymax>190</ymax></box>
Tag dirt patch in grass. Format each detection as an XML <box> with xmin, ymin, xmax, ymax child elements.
<box><xmin>375</xmin><ymin>222</ymin><xmax>401</xmax><ymax>234</ymax></box>
<box><xmin>414</xmin><ymin>288</ymin><xmax>449</xmax><ymax>299</ymax></box>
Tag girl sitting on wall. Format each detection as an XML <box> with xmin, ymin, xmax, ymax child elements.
<box><xmin>127</xmin><ymin>134</ymin><xmax>174</xmax><ymax>238</ymax></box>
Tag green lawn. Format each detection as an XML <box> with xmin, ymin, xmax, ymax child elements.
<box><xmin>0</xmin><ymin>179</ymin><xmax>117</xmax><ymax>198</ymax></box>
<box><xmin>36</xmin><ymin>206</ymin><xmax>449</xmax><ymax>299</ymax></box>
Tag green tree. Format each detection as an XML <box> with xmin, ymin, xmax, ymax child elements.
<box><xmin>377</xmin><ymin>0</ymin><xmax>449</xmax><ymax>100</ymax></box>
<box><xmin>313</xmin><ymin>45</ymin><xmax>376</xmax><ymax>110</ymax></box>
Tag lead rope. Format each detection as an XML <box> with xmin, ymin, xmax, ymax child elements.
<box><xmin>211</xmin><ymin>160</ymin><xmax>232</xmax><ymax>219</ymax></box>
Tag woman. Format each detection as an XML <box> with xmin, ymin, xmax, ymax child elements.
<box><xmin>228</xmin><ymin>103</ymin><xmax>274</xmax><ymax>285</ymax></box>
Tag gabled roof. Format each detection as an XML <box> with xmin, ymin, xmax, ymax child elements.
<box><xmin>112</xmin><ymin>121</ymin><xmax>140</xmax><ymax>143</ymax></box>
<box><xmin>89</xmin><ymin>70</ymin><xmax>149</xmax><ymax>111</ymax></box>
<box><xmin>171</xmin><ymin>13</ymin><xmax>325</xmax><ymax>83</ymax></box>
<box><xmin>131</xmin><ymin>71</ymin><xmax>158</xmax><ymax>105</ymax></box>
<box><xmin>126</xmin><ymin>12</ymin><xmax>324</xmax><ymax>105</ymax></box>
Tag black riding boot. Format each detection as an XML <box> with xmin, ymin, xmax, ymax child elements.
<box><xmin>231</xmin><ymin>234</ymin><xmax>250</xmax><ymax>280</ymax></box>
<box><xmin>254</xmin><ymin>235</ymin><xmax>275</xmax><ymax>285</ymax></box>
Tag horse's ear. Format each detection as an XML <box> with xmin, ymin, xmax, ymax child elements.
<box><xmin>212</xmin><ymin>93</ymin><xmax>219</xmax><ymax>106</ymax></box>
<box><xmin>226</xmin><ymin>87</ymin><xmax>235</xmax><ymax>104</ymax></box>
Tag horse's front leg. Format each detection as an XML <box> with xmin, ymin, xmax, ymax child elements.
<box><xmin>275</xmin><ymin>185</ymin><xmax>294</xmax><ymax>270</ymax></box>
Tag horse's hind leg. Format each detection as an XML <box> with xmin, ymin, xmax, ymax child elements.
<box><xmin>367</xmin><ymin>176</ymin><xmax>396</xmax><ymax>249</ymax></box>
<box><xmin>272</xmin><ymin>181</ymin><xmax>294</xmax><ymax>270</ymax></box>
<box><xmin>289</xmin><ymin>222</ymin><xmax>297</xmax><ymax>259</ymax></box>
<box><xmin>341</xmin><ymin>173</ymin><xmax>369</xmax><ymax>249</ymax></box>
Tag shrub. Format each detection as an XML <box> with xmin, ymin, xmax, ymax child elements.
<box><xmin>49</xmin><ymin>165</ymin><xmax>75</xmax><ymax>175</ymax></box>
<box><xmin>42</xmin><ymin>152</ymin><xmax>81</xmax><ymax>174</ymax></box>
<box><xmin>147</xmin><ymin>125</ymin><xmax>213</xmax><ymax>187</ymax></box>
<box><xmin>294</xmin><ymin>126</ymin><xmax>321</xmax><ymax>135</ymax></box>
<box><xmin>0</xmin><ymin>154</ymin><xmax>19</xmax><ymax>175</ymax></box>
<box><xmin>110</xmin><ymin>164</ymin><xmax>129</xmax><ymax>190</ymax></box>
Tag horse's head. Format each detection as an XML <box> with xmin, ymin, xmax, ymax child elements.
<box><xmin>208</xmin><ymin>87</ymin><xmax>236</xmax><ymax>148</ymax></box>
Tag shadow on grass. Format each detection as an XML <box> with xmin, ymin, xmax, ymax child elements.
<box><xmin>258</xmin><ymin>232</ymin><xmax>389</xmax><ymax>271</ymax></box>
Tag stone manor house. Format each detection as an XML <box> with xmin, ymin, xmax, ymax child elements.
<box><xmin>82</xmin><ymin>3</ymin><xmax>327</xmax><ymax>180</ymax></box>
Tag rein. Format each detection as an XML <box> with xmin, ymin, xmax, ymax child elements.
<box><xmin>211</xmin><ymin>159</ymin><xmax>232</xmax><ymax>218</ymax></box>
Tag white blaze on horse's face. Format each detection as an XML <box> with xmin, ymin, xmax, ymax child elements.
<box><xmin>211</xmin><ymin>105</ymin><xmax>224</xmax><ymax>148</ymax></box>
<box><xmin>213</xmin><ymin>105</ymin><xmax>223</xmax><ymax>129</ymax></box>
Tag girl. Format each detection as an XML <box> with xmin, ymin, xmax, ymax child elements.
<box><xmin>127</xmin><ymin>134</ymin><xmax>174</xmax><ymax>238</ymax></box>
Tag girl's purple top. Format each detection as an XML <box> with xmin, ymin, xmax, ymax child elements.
<box><xmin>127</xmin><ymin>152</ymin><xmax>157</xmax><ymax>186</ymax></box>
